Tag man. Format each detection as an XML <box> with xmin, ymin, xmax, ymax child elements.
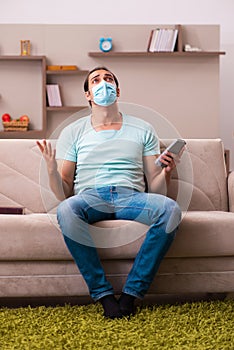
<box><xmin>37</xmin><ymin>66</ymin><xmax>182</xmax><ymax>319</ymax></box>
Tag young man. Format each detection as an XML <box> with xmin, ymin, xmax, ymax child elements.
<box><xmin>37</xmin><ymin>66</ymin><xmax>182</xmax><ymax>319</ymax></box>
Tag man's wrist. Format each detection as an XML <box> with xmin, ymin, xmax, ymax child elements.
<box><xmin>163</xmin><ymin>167</ymin><xmax>171</xmax><ymax>176</ymax></box>
<box><xmin>163</xmin><ymin>168</ymin><xmax>172</xmax><ymax>186</ymax></box>
<box><xmin>47</xmin><ymin>166</ymin><xmax>58</xmax><ymax>176</ymax></box>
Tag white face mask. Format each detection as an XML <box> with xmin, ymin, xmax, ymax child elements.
<box><xmin>92</xmin><ymin>80</ymin><xmax>117</xmax><ymax>106</ymax></box>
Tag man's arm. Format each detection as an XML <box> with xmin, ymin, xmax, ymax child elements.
<box><xmin>143</xmin><ymin>151</ymin><xmax>176</xmax><ymax>194</ymax></box>
<box><xmin>37</xmin><ymin>140</ymin><xmax>75</xmax><ymax>201</ymax></box>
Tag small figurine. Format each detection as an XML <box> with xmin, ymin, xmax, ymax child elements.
<box><xmin>184</xmin><ymin>44</ymin><xmax>202</xmax><ymax>52</ymax></box>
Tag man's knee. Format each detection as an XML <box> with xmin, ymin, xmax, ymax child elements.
<box><xmin>58</xmin><ymin>195</ymin><xmax>86</xmax><ymax>217</ymax></box>
<box><xmin>57</xmin><ymin>196</ymin><xmax>88</xmax><ymax>230</ymax></box>
<box><xmin>164</xmin><ymin>198</ymin><xmax>181</xmax><ymax>234</ymax></box>
<box><xmin>57</xmin><ymin>196</ymin><xmax>93</xmax><ymax>245</ymax></box>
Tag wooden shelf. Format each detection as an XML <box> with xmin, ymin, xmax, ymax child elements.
<box><xmin>88</xmin><ymin>51</ymin><xmax>226</xmax><ymax>57</ymax></box>
<box><xmin>46</xmin><ymin>106</ymin><xmax>87</xmax><ymax>112</ymax></box>
<box><xmin>46</xmin><ymin>68</ymin><xmax>88</xmax><ymax>123</ymax></box>
<box><xmin>46</xmin><ymin>69</ymin><xmax>88</xmax><ymax>75</ymax></box>
<box><xmin>0</xmin><ymin>56</ymin><xmax>47</xmax><ymax>139</ymax></box>
<box><xmin>0</xmin><ymin>55</ymin><xmax>46</xmax><ymax>61</ymax></box>
<box><xmin>0</xmin><ymin>129</ymin><xmax>45</xmax><ymax>139</ymax></box>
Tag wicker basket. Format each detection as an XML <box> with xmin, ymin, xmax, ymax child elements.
<box><xmin>2</xmin><ymin>120</ymin><xmax>29</xmax><ymax>132</ymax></box>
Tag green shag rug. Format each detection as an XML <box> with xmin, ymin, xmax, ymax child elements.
<box><xmin>0</xmin><ymin>300</ymin><xmax>233</xmax><ymax>350</ymax></box>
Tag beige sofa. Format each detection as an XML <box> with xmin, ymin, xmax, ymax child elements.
<box><xmin>0</xmin><ymin>138</ymin><xmax>234</xmax><ymax>305</ymax></box>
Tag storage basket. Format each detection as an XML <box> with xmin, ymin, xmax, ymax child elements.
<box><xmin>2</xmin><ymin>120</ymin><xmax>29</xmax><ymax>132</ymax></box>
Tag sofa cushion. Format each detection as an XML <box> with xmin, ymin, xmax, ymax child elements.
<box><xmin>0</xmin><ymin>212</ymin><xmax>234</xmax><ymax>261</ymax></box>
<box><xmin>0</xmin><ymin>214</ymin><xmax>67</xmax><ymax>260</ymax></box>
<box><xmin>96</xmin><ymin>212</ymin><xmax>234</xmax><ymax>258</ymax></box>
<box><xmin>163</xmin><ymin>139</ymin><xmax>228</xmax><ymax>211</ymax></box>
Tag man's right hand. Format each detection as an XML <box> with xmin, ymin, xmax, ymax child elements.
<box><xmin>36</xmin><ymin>139</ymin><xmax>58</xmax><ymax>175</ymax></box>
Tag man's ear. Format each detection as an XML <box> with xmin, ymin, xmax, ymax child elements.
<box><xmin>85</xmin><ymin>90</ymin><xmax>91</xmax><ymax>100</ymax></box>
<box><xmin>116</xmin><ymin>87</ymin><xmax>120</xmax><ymax>97</ymax></box>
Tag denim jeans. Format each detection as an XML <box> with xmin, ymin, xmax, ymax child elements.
<box><xmin>57</xmin><ymin>186</ymin><xmax>181</xmax><ymax>301</ymax></box>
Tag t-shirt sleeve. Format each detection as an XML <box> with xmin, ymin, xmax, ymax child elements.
<box><xmin>56</xmin><ymin>125</ymin><xmax>77</xmax><ymax>162</ymax></box>
<box><xmin>143</xmin><ymin>124</ymin><xmax>160</xmax><ymax>156</ymax></box>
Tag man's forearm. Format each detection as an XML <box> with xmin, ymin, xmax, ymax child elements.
<box><xmin>36</xmin><ymin>140</ymin><xmax>74</xmax><ymax>200</ymax></box>
<box><xmin>148</xmin><ymin>169</ymin><xmax>171</xmax><ymax>195</ymax></box>
<box><xmin>48</xmin><ymin>169</ymin><xmax>72</xmax><ymax>201</ymax></box>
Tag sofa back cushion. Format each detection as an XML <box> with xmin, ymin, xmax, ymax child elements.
<box><xmin>163</xmin><ymin>138</ymin><xmax>228</xmax><ymax>211</ymax></box>
<box><xmin>0</xmin><ymin>139</ymin><xmax>59</xmax><ymax>213</ymax></box>
<box><xmin>0</xmin><ymin>138</ymin><xmax>228</xmax><ymax>213</ymax></box>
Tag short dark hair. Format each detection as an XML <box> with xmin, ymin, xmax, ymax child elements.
<box><xmin>83</xmin><ymin>66</ymin><xmax>119</xmax><ymax>92</ymax></box>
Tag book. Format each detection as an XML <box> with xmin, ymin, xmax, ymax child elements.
<box><xmin>147</xmin><ymin>30</ymin><xmax>154</xmax><ymax>52</ymax></box>
<box><xmin>154</xmin><ymin>29</ymin><xmax>163</xmax><ymax>51</ymax></box>
<box><xmin>158</xmin><ymin>29</ymin><xmax>167</xmax><ymax>51</ymax></box>
<box><xmin>46</xmin><ymin>65</ymin><xmax>78</xmax><ymax>71</ymax></box>
<box><xmin>148</xmin><ymin>28</ymin><xmax>160</xmax><ymax>52</ymax></box>
<box><xmin>46</xmin><ymin>84</ymin><xmax>62</xmax><ymax>107</ymax></box>
<box><xmin>165</xmin><ymin>29</ymin><xmax>174</xmax><ymax>51</ymax></box>
<box><xmin>147</xmin><ymin>28</ymin><xmax>178</xmax><ymax>52</ymax></box>
<box><xmin>170</xmin><ymin>29</ymin><xmax>178</xmax><ymax>52</ymax></box>
<box><xmin>0</xmin><ymin>207</ymin><xmax>25</xmax><ymax>214</ymax></box>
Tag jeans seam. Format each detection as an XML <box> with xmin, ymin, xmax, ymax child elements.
<box><xmin>94</xmin><ymin>291</ymin><xmax>114</xmax><ymax>302</ymax></box>
<box><xmin>122</xmin><ymin>288</ymin><xmax>143</xmax><ymax>299</ymax></box>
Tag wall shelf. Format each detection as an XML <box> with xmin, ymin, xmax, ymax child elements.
<box><xmin>46</xmin><ymin>69</ymin><xmax>89</xmax><ymax>127</ymax></box>
<box><xmin>88</xmin><ymin>51</ymin><xmax>226</xmax><ymax>57</ymax></box>
<box><xmin>88</xmin><ymin>24</ymin><xmax>225</xmax><ymax>58</ymax></box>
<box><xmin>0</xmin><ymin>130</ymin><xmax>45</xmax><ymax>139</ymax></box>
<box><xmin>46</xmin><ymin>106</ymin><xmax>87</xmax><ymax>112</ymax></box>
<box><xmin>0</xmin><ymin>55</ymin><xmax>46</xmax><ymax>139</ymax></box>
<box><xmin>46</xmin><ymin>69</ymin><xmax>89</xmax><ymax>75</ymax></box>
<box><xmin>0</xmin><ymin>56</ymin><xmax>88</xmax><ymax>138</ymax></box>
<box><xmin>0</xmin><ymin>55</ymin><xmax>46</xmax><ymax>61</ymax></box>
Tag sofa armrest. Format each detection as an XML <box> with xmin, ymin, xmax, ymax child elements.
<box><xmin>228</xmin><ymin>171</ymin><xmax>234</xmax><ymax>212</ymax></box>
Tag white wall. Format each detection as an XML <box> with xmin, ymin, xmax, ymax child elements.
<box><xmin>1</xmin><ymin>0</ymin><xmax>234</xmax><ymax>169</ymax></box>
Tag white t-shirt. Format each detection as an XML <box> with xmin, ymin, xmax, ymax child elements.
<box><xmin>56</xmin><ymin>114</ymin><xmax>160</xmax><ymax>194</ymax></box>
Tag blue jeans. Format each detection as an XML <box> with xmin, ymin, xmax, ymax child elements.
<box><xmin>57</xmin><ymin>186</ymin><xmax>181</xmax><ymax>301</ymax></box>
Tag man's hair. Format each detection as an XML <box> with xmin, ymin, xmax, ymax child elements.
<box><xmin>83</xmin><ymin>66</ymin><xmax>119</xmax><ymax>92</ymax></box>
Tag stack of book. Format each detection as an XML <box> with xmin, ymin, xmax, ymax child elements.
<box><xmin>147</xmin><ymin>28</ymin><xmax>178</xmax><ymax>52</ymax></box>
<box><xmin>46</xmin><ymin>84</ymin><xmax>62</xmax><ymax>107</ymax></box>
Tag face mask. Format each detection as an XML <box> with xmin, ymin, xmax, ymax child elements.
<box><xmin>92</xmin><ymin>80</ymin><xmax>117</xmax><ymax>107</ymax></box>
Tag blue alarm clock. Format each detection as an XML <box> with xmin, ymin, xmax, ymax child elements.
<box><xmin>99</xmin><ymin>38</ymin><xmax>112</xmax><ymax>52</ymax></box>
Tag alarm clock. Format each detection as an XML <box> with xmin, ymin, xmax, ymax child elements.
<box><xmin>99</xmin><ymin>38</ymin><xmax>112</xmax><ymax>52</ymax></box>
